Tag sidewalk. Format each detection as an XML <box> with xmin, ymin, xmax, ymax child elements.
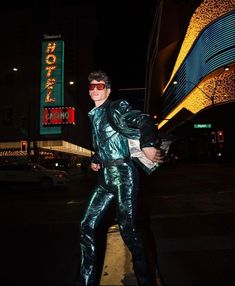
<box><xmin>100</xmin><ymin>225</ymin><xmax>162</xmax><ymax>286</ymax></box>
<box><xmin>100</xmin><ymin>225</ymin><xmax>137</xmax><ymax>286</ymax></box>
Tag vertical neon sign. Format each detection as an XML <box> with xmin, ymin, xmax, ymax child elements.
<box><xmin>40</xmin><ymin>37</ymin><xmax>64</xmax><ymax>135</ymax></box>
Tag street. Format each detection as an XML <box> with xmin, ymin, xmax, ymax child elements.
<box><xmin>0</xmin><ymin>162</ymin><xmax>234</xmax><ymax>285</ymax></box>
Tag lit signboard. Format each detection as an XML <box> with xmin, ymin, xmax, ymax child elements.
<box><xmin>194</xmin><ymin>123</ymin><xmax>212</xmax><ymax>128</ymax></box>
<box><xmin>40</xmin><ymin>38</ymin><xmax>64</xmax><ymax>135</ymax></box>
<box><xmin>43</xmin><ymin>107</ymin><xmax>75</xmax><ymax>126</ymax></box>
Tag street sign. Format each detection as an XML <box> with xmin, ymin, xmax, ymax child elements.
<box><xmin>194</xmin><ymin>123</ymin><xmax>212</xmax><ymax>128</ymax></box>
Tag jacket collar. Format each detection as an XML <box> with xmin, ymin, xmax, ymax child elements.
<box><xmin>88</xmin><ymin>99</ymin><xmax>110</xmax><ymax>116</ymax></box>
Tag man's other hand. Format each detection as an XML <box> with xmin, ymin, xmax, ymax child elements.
<box><xmin>142</xmin><ymin>147</ymin><xmax>164</xmax><ymax>163</ymax></box>
<box><xmin>91</xmin><ymin>163</ymin><xmax>101</xmax><ymax>171</ymax></box>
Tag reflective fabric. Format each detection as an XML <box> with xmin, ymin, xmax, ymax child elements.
<box><xmin>88</xmin><ymin>100</ymin><xmax>130</xmax><ymax>162</ymax></box>
<box><xmin>79</xmin><ymin>163</ymin><xmax>153</xmax><ymax>285</ymax></box>
<box><xmin>88</xmin><ymin>100</ymin><xmax>157</xmax><ymax>164</ymax></box>
<box><xmin>78</xmin><ymin>99</ymin><xmax>157</xmax><ymax>285</ymax></box>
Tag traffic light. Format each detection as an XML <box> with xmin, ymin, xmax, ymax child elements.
<box><xmin>20</xmin><ymin>140</ymin><xmax>28</xmax><ymax>152</ymax></box>
<box><xmin>210</xmin><ymin>131</ymin><xmax>217</xmax><ymax>143</ymax></box>
<box><xmin>217</xmin><ymin>130</ymin><xmax>224</xmax><ymax>142</ymax></box>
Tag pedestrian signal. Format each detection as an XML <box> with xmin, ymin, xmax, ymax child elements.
<box><xmin>217</xmin><ymin>131</ymin><xmax>224</xmax><ymax>142</ymax></box>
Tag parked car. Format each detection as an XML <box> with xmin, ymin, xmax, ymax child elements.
<box><xmin>0</xmin><ymin>162</ymin><xmax>69</xmax><ymax>190</ymax></box>
<box><xmin>42</xmin><ymin>158</ymin><xmax>71</xmax><ymax>170</ymax></box>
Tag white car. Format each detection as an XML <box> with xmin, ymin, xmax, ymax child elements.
<box><xmin>0</xmin><ymin>162</ymin><xmax>69</xmax><ymax>189</ymax></box>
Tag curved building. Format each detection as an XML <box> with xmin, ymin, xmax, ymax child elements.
<box><xmin>146</xmin><ymin>0</ymin><xmax>235</xmax><ymax>161</ymax></box>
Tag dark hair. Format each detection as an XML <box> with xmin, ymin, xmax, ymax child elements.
<box><xmin>88</xmin><ymin>70</ymin><xmax>111</xmax><ymax>89</ymax></box>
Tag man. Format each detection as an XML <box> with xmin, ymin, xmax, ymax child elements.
<box><xmin>78</xmin><ymin>70</ymin><xmax>163</xmax><ymax>285</ymax></box>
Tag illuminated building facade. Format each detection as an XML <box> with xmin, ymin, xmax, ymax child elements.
<box><xmin>146</xmin><ymin>0</ymin><xmax>235</xmax><ymax>161</ymax></box>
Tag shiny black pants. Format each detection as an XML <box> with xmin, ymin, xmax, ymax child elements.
<box><xmin>78</xmin><ymin>163</ymin><xmax>153</xmax><ymax>285</ymax></box>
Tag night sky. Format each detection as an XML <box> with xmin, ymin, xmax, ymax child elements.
<box><xmin>61</xmin><ymin>0</ymin><xmax>157</xmax><ymax>89</ymax></box>
<box><xmin>2</xmin><ymin>0</ymin><xmax>156</xmax><ymax>90</ymax></box>
<box><xmin>93</xmin><ymin>1</ymin><xmax>157</xmax><ymax>89</ymax></box>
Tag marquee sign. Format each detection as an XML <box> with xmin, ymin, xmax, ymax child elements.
<box><xmin>43</xmin><ymin>107</ymin><xmax>75</xmax><ymax>126</ymax></box>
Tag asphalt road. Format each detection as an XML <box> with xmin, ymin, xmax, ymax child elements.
<box><xmin>0</xmin><ymin>161</ymin><xmax>234</xmax><ymax>285</ymax></box>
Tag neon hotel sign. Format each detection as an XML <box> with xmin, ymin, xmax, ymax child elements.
<box><xmin>40</xmin><ymin>38</ymin><xmax>75</xmax><ymax>134</ymax></box>
<box><xmin>44</xmin><ymin>42</ymin><xmax>57</xmax><ymax>103</ymax></box>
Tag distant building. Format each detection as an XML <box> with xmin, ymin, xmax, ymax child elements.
<box><xmin>0</xmin><ymin>3</ymin><xmax>98</xmax><ymax>163</ymax></box>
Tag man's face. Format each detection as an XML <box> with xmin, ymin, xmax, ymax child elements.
<box><xmin>89</xmin><ymin>80</ymin><xmax>111</xmax><ymax>107</ymax></box>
